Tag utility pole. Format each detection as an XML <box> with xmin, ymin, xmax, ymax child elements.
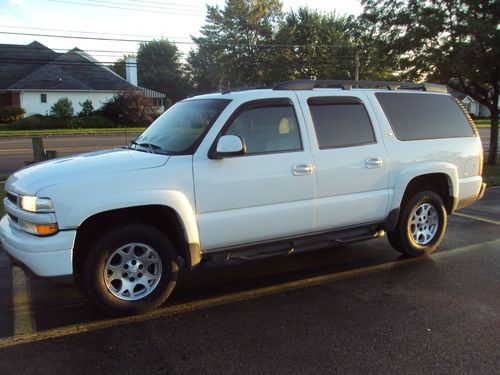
<box><xmin>354</xmin><ymin>50</ymin><xmax>360</xmax><ymax>81</ymax></box>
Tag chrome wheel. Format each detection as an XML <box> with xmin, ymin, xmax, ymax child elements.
<box><xmin>104</xmin><ymin>242</ymin><xmax>162</xmax><ymax>301</ymax></box>
<box><xmin>409</xmin><ymin>203</ymin><xmax>439</xmax><ymax>245</ymax></box>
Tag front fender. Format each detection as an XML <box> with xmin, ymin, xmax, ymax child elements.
<box><xmin>389</xmin><ymin>162</ymin><xmax>459</xmax><ymax>211</ymax></box>
<box><xmin>58</xmin><ymin>189</ymin><xmax>200</xmax><ymax>248</ymax></box>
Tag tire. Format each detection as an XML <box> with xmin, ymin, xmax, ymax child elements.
<box><xmin>84</xmin><ymin>223</ymin><xmax>179</xmax><ymax>316</ymax></box>
<box><xmin>387</xmin><ymin>190</ymin><xmax>447</xmax><ymax>257</ymax></box>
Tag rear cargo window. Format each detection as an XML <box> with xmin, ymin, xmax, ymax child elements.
<box><xmin>375</xmin><ymin>93</ymin><xmax>474</xmax><ymax>140</ymax></box>
<box><xmin>308</xmin><ymin>97</ymin><xmax>376</xmax><ymax>149</ymax></box>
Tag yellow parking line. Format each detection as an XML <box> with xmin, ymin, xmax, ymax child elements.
<box><xmin>11</xmin><ymin>266</ymin><xmax>35</xmax><ymax>336</ymax></box>
<box><xmin>454</xmin><ymin>212</ymin><xmax>500</xmax><ymax>225</ymax></box>
<box><xmin>0</xmin><ymin>238</ymin><xmax>498</xmax><ymax>349</ymax></box>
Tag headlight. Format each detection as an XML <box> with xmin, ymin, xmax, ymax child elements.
<box><xmin>19</xmin><ymin>196</ymin><xmax>54</xmax><ymax>213</ymax></box>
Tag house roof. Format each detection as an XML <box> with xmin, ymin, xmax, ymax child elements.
<box><xmin>0</xmin><ymin>42</ymin><xmax>137</xmax><ymax>92</ymax></box>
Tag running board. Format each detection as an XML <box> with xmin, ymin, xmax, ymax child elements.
<box><xmin>206</xmin><ymin>224</ymin><xmax>385</xmax><ymax>263</ymax></box>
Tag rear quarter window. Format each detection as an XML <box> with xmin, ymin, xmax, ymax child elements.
<box><xmin>375</xmin><ymin>93</ymin><xmax>475</xmax><ymax>140</ymax></box>
<box><xmin>308</xmin><ymin>97</ymin><xmax>376</xmax><ymax>149</ymax></box>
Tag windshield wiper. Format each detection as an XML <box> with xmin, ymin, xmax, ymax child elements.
<box><xmin>129</xmin><ymin>140</ymin><xmax>169</xmax><ymax>155</ymax></box>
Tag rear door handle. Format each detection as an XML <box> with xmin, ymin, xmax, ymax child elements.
<box><xmin>365</xmin><ymin>157</ymin><xmax>383</xmax><ymax>169</ymax></box>
<box><xmin>292</xmin><ymin>164</ymin><xmax>314</xmax><ymax>176</ymax></box>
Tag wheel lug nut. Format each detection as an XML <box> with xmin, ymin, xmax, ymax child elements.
<box><xmin>139</xmin><ymin>264</ymin><xmax>143</xmax><ymax>269</ymax></box>
<box><xmin>130</xmin><ymin>277</ymin><xmax>135</xmax><ymax>282</ymax></box>
<box><xmin>138</xmin><ymin>273</ymin><xmax>142</xmax><ymax>277</ymax></box>
<box><xmin>124</xmin><ymin>265</ymin><xmax>129</xmax><ymax>269</ymax></box>
<box><xmin>132</xmin><ymin>260</ymin><xmax>137</xmax><ymax>265</ymax></box>
<box><xmin>123</xmin><ymin>273</ymin><xmax>127</xmax><ymax>277</ymax></box>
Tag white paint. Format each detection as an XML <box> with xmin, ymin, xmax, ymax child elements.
<box><xmin>20</xmin><ymin>91</ymin><xmax>118</xmax><ymax>115</ymax></box>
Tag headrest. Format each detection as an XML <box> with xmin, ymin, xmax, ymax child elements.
<box><xmin>279</xmin><ymin>117</ymin><xmax>290</xmax><ymax>134</ymax></box>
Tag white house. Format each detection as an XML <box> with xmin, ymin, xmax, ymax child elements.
<box><xmin>0</xmin><ymin>41</ymin><xmax>165</xmax><ymax>115</ymax></box>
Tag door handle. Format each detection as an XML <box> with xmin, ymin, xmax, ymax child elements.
<box><xmin>365</xmin><ymin>157</ymin><xmax>383</xmax><ymax>169</ymax></box>
<box><xmin>292</xmin><ymin>164</ymin><xmax>314</xmax><ymax>176</ymax></box>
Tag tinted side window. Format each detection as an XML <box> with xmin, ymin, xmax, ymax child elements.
<box><xmin>224</xmin><ymin>105</ymin><xmax>302</xmax><ymax>155</ymax></box>
<box><xmin>376</xmin><ymin>93</ymin><xmax>474</xmax><ymax>140</ymax></box>
<box><xmin>308</xmin><ymin>98</ymin><xmax>375</xmax><ymax>149</ymax></box>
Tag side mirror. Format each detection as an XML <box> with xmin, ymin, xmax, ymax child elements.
<box><xmin>210</xmin><ymin>135</ymin><xmax>245</xmax><ymax>159</ymax></box>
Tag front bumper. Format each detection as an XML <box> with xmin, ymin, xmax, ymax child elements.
<box><xmin>0</xmin><ymin>215</ymin><xmax>76</xmax><ymax>277</ymax></box>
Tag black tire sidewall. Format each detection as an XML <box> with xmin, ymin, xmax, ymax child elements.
<box><xmin>397</xmin><ymin>191</ymin><xmax>447</xmax><ymax>256</ymax></box>
<box><xmin>84</xmin><ymin>224</ymin><xmax>178</xmax><ymax>316</ymax></box>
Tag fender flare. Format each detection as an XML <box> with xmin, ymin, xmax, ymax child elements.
<box><xmin>389</xmin><ymin>162</ymin><xmax>459</xmax><ymax>213</ymax></box>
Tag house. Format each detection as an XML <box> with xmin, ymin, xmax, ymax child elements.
<box><xmin>449</xmin><ymin>87</ymin><xmax>497</xmax><ymax>118</ymax></box>
<box><xmin>0</xmin><ymin>41</ymin><xmax>165</xmax><ymax>115</ymax></box>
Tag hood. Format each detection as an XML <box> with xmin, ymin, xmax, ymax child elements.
<box><xmin>6</xmin><ymin>148</ymin><xmax>169</xmax><ymax>195</ymax></box>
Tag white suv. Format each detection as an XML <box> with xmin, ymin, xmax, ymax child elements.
<box><xmin>1</xmin><ymin>80</ymin><xmax>486</xmax><ymax>315</ymax></box>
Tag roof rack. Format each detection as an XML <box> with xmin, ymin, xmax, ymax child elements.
<box><xmin>273</xmin><ymin>80</ymin><xmax>447</xmax><ymax>93</ymax></box>
<box><xmin>221</xmin><ymin>86</ymin><xmax>272</xmax><ymax>94</ymax></box>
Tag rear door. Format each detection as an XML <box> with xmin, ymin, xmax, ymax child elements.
<box><xmin>193</xmin><ymin>96</ymin><xmax>315</xmax><ymax>251</ymax></box>
<box><xmin>296</xmin><ymin>91</ymin><xmax>390</xmax><ymax>231</ymax></box>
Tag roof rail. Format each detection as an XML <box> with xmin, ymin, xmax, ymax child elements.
<box><xmin>273</xmin><ymin>80</ymin><xmax>447</xmax><ymax>93</ymax></box>
<box><xmin>221</xmin><ymin>86</ymin><xmax>272</xmax><ymax>94</ymax></box>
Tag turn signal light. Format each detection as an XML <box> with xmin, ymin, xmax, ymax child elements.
<box><xmin>35</xmin><ymin>224</ymin><xmax>59</xmax><ymax>236</ymax></box>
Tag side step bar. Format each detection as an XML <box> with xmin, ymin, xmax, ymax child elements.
<box><xmin>206</xmin><ymin>224</ymin><xmax>386</xmax><ymax>263</ymax></box>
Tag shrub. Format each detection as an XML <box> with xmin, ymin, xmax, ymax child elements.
<box><xmin>78</xmin><ymin>99</ymin><xmax>94</xmax><ymax>116</ymax></box>
<box><xmin>70</xmin><ymin>114</ymin><xmax>117</xmax><ymax>128</ymax></box>
<box><xmin>50</xmin><ymin>97</ymin><xmax>74</xmax><ymax>118</ymax></box>
<box><xmin>9</xmin><ymin>115</ymin><xmax>69</xmax><ymax>130</ymax></box>
<box><xmin>0</xmin><ymin>106</ymin><xmax>25</xmax><ymax>123</ymax></box>
<box><xmin>102</xmin><ymin>90</ymin><xmax>156</xmax><ymax>126</ymax></box>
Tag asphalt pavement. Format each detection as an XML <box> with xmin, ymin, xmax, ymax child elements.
<box><xmin>0</xmin><ymin>189</ymin><xmax>498</xmax><ymax>374</ymax></box>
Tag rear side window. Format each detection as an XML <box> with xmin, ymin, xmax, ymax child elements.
<box><xmin>308</xmin><ymin>97</ymin><xmax>376</xmax><ymax>149</ymax></box>
<box><xmin>376</xmin><ymin>93</ymin><xmax>474</xmax><ymax>140</ymax></box>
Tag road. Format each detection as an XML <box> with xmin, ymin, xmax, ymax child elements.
<box><xmin>0</xmin><ymin>133</ymin><xmax>139</xmax><ymax>173</ymax></box>
<box><xmin>0</xmin><ymin>128</ymin><xmax>497</xmax><ymax>174</ymax></box>
<box><xmin>0</xmin><ymin>189</ymin><xmax>498</xmax><ymax>374</ymax></box>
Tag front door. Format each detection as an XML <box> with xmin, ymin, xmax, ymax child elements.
<box><xmin>193</xmin><ymin>97</ymin><xmax>315</xmax><ymax>251</ymax></box>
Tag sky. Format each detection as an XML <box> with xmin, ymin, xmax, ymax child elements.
<box><xmin>0</xmin><ymin>0</ymin><xmax>362</xmax><ymax>64</ymax></box>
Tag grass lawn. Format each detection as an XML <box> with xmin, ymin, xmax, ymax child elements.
<box><xmin>0</xmin><ymin>125</ymin><xmax>145</xmax><ymax>138</ymax></box>
<box><xmin>483</xmin><ymin>158</ymin><xmax>500</xmax><ymax>187</ymax></box>
<box><xmin>475</xmin><ymin>119</ymin><xmax>491</xmax><ymax>128</ymax></box>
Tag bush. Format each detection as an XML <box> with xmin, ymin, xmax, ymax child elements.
<box><xmin>78</xmin><ymin>99</ymin><xmax>94</xmax><ymax>117</ymax></box>
<box><xmin>8</xmin><ymin>115</ymin><xmax>69</xmax><ymax>130</ymax></box>
<box><xmin>102</xmin><ymin>90</ymin><xmax>156</xmax><ymax>126</ymax></box>
<box><xmin>70</xmin><ymin>114</ymin><xmax>117</xmax><ymax>128</ymax></box>
<box><xmin>50</xmin><ymin>97</ymin><xmax>74</xmax><ymax>118</ymax></box>
<box><xmin>0</xmin><ymin>106</ymin><xmax>25</xmax><ymax>123</ymax></box>
<box><xmin>7</xmin><ymin>114</ymin><xmax>118</xmax><ymax>130</ymax></box>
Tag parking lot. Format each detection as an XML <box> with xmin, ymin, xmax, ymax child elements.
<box><xmin>0</xmin><ymin>188</ymin><xmax>498</xmax><ymax>374</ymax></box>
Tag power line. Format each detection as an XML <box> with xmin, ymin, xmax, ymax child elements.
<box><xmin>128</xmin><ymin>0</ymin><xmax>205</xmax><ymax>9</ymax></box>
<box><xmin>0</xmin><ymin>30</ymin><xmax>356</xmax><ymax>48</ymax></box>
<box><xmin>87</xmin><ymin>0</ymin><xmax>204</xmax><ymax>11</ymax></box>
<box><xmin>44</xmin><ymin>0</ymin><xmax>204</xmax><ymax>16</ymax></box>
<box><xmin>0</xmin><ymin>24</ymin><xmax>192</xmax><ymax>40</ymax></box>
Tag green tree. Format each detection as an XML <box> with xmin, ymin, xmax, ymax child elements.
<box><xmin>272</xmin><ymin>8</ymin><xmax>357</xmax><ymax>81</ymax></box>
<box><xmin>78</xmin><ymin>99</ymin><xmax>94</xmax><ymax>116</ymax></box>
<box><xmin>138</xmin><ymin>39</ymin><xmax>192</xmax><ymax>103</ymax></box>
<box><xmin>50</xmin><ymin>97</ymin><xmax>74</xmax><ymax>118</ymax></box>
<box><xmin>189</xmin><ymin>0</ymin><xmax>283</xmax><ymax>90</ymax></box>
<box><xmin>361</xmin><ymin>0</ymin><xmax>500</xmax><ymax>164</ymax></box>
<box><xmin>108</xmin><ymin>54</ymin><xmax>135</xmax><ymax>79</ymax></box>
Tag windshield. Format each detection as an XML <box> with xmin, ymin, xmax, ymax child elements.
<box><xmin>133</xmin><ymin>99</ymin><xmax>231</xmax><ymax>154</ymax></box>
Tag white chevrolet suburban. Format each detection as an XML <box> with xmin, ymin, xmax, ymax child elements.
<box><xmin>1</xmin><ymin>80</ymin><xmax>486</xmax><ymax>315</ymax></box>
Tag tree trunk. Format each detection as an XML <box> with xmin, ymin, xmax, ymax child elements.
<box><xmin>487</xmin><ymin>89</ymin><xmax>499</xmax><ymax>165</ymax></box>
